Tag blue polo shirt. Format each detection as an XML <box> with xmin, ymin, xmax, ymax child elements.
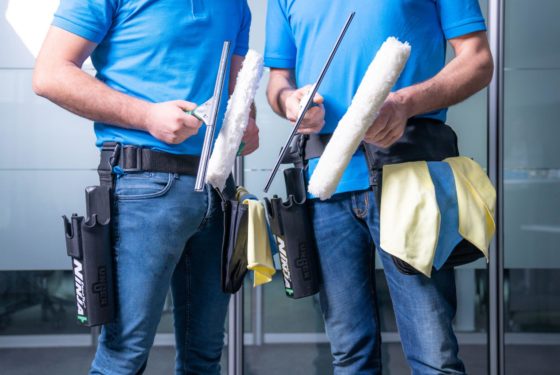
<box><xmin>265</xmin><ymin>0</ymin><xmax>486</xmax><ymax>196</ymax></box>
<box><xmin>53</xmin><ymin>0</ymin><xmax>251</xmax><ymax>155</ymax></box>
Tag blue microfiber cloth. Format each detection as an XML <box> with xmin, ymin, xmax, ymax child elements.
<box><xmin>428</xmin><ymin>161</ymin><xmax>464</xmax><ymax>270</ymax></box>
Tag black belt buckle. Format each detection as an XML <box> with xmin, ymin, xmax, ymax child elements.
<box><xmin>122</xmin><ymin>146</ymin><xmax>143</xmax><ymax>173</ymax></box>
<box><xmin>99</xmin><ymin>142</ymin><xmax>121</xmax><ymax>171</ymax></box>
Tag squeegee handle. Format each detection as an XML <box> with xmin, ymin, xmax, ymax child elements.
<box><xmin>195</xmin><ymin>41</ymin><xmax>231</xmax><ymax>192</ymax></box>
<box><xmin>264</xmin><ymin>12</ymin><xmax>355</xmax><ymax>193</ymax></box>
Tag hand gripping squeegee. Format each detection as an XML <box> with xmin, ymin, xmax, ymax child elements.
<box><xmin>263</xmin><ymin>12</ymin><xmax>355</xmax><ymax>193</ymax></box>
<box><xmin>191</xmin><ymin>41</ymin><xmax>231</xmax><ymax>192</ymax></box>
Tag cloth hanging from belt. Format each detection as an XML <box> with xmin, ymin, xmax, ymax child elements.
<box><xmin>235</xmin><ymin>187</ymin><xmax>276</xmax><ymax>287</ymax></box>
<box><xmin>380</xmin><ymin>156</ymin><xmax>495</xmax><ymax>276</ymax></box>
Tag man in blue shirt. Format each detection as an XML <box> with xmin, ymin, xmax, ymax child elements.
<box><xmin>265</xmin><ymin>0</ymin><xmax>493</xmax><ymax>373</ymax></box>
<box><xmin>33</xmin><ymin>1</ymin><xmax>258</xmax><ymax>374</ymax></box>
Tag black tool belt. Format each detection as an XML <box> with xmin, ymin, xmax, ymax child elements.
<box><xmin>99</xmin><ymin>142</ymin><xmax>200</xmax><ymax>176</ymax></box>
<box><xmin>297</xmin><ymin>118</ymin><xmax>484</xmax><ymax>275</ymax></box>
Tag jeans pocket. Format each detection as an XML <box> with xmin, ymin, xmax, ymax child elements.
<box><xmin>115</xmin><ymin>172</ymin><xmax>176</xmax><ymax>200</ymax></box>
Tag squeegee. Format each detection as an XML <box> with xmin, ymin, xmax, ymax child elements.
<box><xmin>206</xmin><ymin>50</ymin><xmax>264</xmax><ymax>191</ymax></box>
<box><xmin>194</xmin><ymin>41</ymin><xmax>231</xmax><ymax>192</ymax></box>
<box><xmin>263</xmin><ymin>12</ymin><xmax>355</xmax><ymax>193</ymax></box>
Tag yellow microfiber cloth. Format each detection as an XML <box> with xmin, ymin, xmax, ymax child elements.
<box><xmin>243</xmin><ymin>198</ymin><xmax>276</xmax><ymax>287</ymax></box>
<box><xmin>380</xmin><ymin>157</ymin><xmax>495</xmax><ymax>276</ymax></box>
<box><xmin>444</xmin><ymin>156</ymin><xmax>496</xmax><ymax>258</ymax></box>
<box><xmin>380</xmin><ymin>161</ymin><xmax>440</xmax><ymax>276</ymax></box>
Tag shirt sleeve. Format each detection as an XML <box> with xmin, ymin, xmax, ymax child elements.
<box><xmin>264</xmin><ymin>0</ymin><xmax>296</xmax><ymax>69</ymax></box>
<box><xmin>234</xmin><ymin>1</ymin><xmax>251</xmax><ymax>56</ymax></box>
<box><xmin>52</xmin><ymin>0</ymin><xmax>117</xmax><ymax>44</ymax></box>
<box><xmin>437</xmin><ymin>0</ymin><xmax>487</xmax><ymax>40</ymax></box>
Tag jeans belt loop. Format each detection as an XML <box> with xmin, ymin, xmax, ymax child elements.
<box><xmin>123</xmin><ymin>146</ymin><xmax>143</xmax><ymax>173</ymax></box>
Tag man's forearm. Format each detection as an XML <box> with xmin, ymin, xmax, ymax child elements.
<box><xmin>33</xmin><ymin>62</ymin><xmax>151</xmax><ymax>131</ymax></box>
<box><xmin>397</xmin><ymin>34</ymin><xmax>494</xmax><ymax>118</ymax></box>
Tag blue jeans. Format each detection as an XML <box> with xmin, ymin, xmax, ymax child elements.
<box><xmin>90</xmin><ymin>171</ymin><xmax>230</xmax><ymax>375</ymax></box>
<box><xmin>311</xmin><ymin>190</ymin><xmax>465</xmax><ymax>375</ymax></box>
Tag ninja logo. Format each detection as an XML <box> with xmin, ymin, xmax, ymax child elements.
<box><xmin>277</xmin><ymin>237</ymin><xmax>292</xmax><ymax>289</ymax></box>
<box><xmin>73</xmin><ymin>259</ymin><xmax>86</xmax><ymax>316</ymax></box>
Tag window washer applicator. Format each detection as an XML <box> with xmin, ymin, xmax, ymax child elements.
<box><xmin>307</xmin><ymin>37</ymin><xmax>411</xmax><ymax>200</ymax></box>
<box><xmin>206</xmin><ymin>50</ymin><xmax>264</xmax><ymax>191</ymax></box>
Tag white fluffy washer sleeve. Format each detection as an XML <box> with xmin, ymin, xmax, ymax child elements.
<box><xmin>206</xmin><ymin>50</ymin><xmax>264</xmax><ymax>191</ymax></box>
<box><xmin>307</xmin><ymin>37</ymin><xmax>411</xmax><ymax>200</ymax></box>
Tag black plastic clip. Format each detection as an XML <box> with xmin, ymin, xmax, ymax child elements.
<box><xmin>122</xmin><ymin>146</ymin><xmax>143</xmax><ymax>173</ymax></box>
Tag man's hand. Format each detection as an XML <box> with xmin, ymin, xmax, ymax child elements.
<box><xmin>284</xmin><ymin>85</ymin><xmax>325</xmax><ymax>134</ymax></box>
<box><xmin>364</xmin><ymin>92</ymin><xmax>411</xmax><ymax>148</ymax></box>
<box><xmin>239</xmin><ymin>116</ymin><xmax>260</xmax><ymax>155</ymax></box>
<box><xmin>144</xmin><ymin>100</ymin><xmax>202</xmax><ymax>145</ymax></box>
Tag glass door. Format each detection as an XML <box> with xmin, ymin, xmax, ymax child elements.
<box><xmin>502</xmin><ymin>0</ymin><xmax>560</xmax><ymax>373</ymax></box>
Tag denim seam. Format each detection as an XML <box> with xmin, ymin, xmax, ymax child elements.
<box><xmin>185</xmin><ymin>251</ymin><xmax>192</xmax><ymax>365</ymax></box>
<box><xmin>369</xmin><ymin>240</ymin><xmax>383</xmax><ymax>368</ymax></box>
<box><xmin>111</xmin><ymin>199</ymin><xmax>121</xmax><ymax>319</ymax></box>
<box><xmin>353</xmin><ymin>192</ymin><xmax>369</xmax><ymax>219</ymax></box>
<box><xmin>115</xmin><ymin>172</ymin><xmax>175</xmax><ymax>200</ymax></box>
<box><xmin>120</xmin><ymin>172</ymin><xmax>154</xmax><ymax>179</ymax></box>
<box><xmin>112</xmin><ymin>199</ymin><xmax>120</xmax><ymax>266</ymax></box>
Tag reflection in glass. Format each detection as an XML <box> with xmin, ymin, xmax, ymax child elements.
<box><xmin>0</xmin><ymin>271</ymin><xmax>89</xmax><ymax>335</ymax></box>
<box><xmin>503</xmin><ymin>0</ymin><xmax>560</xmax><ymax>373</ymax></box>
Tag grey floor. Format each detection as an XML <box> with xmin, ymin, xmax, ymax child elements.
<box><xmin>1</xmin><ymin>344</ymin><xmax>559</xmax><ymax>375</ymax></box>
<box><xmin>2</xmin><ymin>274</ymin><xmax>559</xmax><ymax>374</ymax></box>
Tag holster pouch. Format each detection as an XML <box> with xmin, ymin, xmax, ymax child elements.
<box><xmin>62</xmin><ymin>185</ymin><xmax>115</xmax><ymax>327</ymax></box>
<box><xmin>363</xmin><ymin>118</ymin><xmax>484</xmax><ymax>275</ymax></box>
<box><xmin>221</xmin><ymin>197</ymin><xmax>249</xmax><ymax>294</ymax></box>
<box><xmin>264</xmin><ymin>168</ymin><xmax>320</xmax><ymax>299</ymax></box>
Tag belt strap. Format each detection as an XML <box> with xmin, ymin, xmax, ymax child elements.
<box><xmin>304</xmin><ymin>133</ymin><xmax>332</xmax><ymax>160</ymax></box>
<box><xmin>99</xmin><ymin>142</ymin><xmax>200</xmax><ymax>179</ymax></box>
<box><xmin>303</xmin><ymin>133</ymin><xmax>380</xmax><ymax>187</ymax></box>
<box><xmin>279</xmin><ymin>133</ymin><xmax>332</xmax><ymax>168</ymax></box>
<box><xmin>119</xmin><ymin>145</ymin><xmax>200</xmax><ymax>175</ymax></box>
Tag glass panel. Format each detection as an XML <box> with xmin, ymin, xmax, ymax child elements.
<box><xmin>0</xmin><ymin>70</ymin><xmax>98</xmax><ymax>170</ymax></box>
<box><xmin>504</xmin><ymin>0</ymin><xmax>560</xmax><ymax>70</ymax></box>
<box><xmin>0</xmin><ymin>270</ymin><xmax>89</xmax><ymax>335</ymax></box>
<box><xmin>0</xmin><ymin>170</ymin><xmax>98</xmax><ymax>271</ymax></box>
<box><xmin>504</xmin><ymin>0</ymin><xmax>560</xmax><ymax>373</ymax></box>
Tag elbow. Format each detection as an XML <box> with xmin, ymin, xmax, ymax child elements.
<box><xmin>32</xmin><ymin>60</ymin><xmax>57</xmax><ymax>98</ymax></box>
<box><xmin>32</xmin><ymin>68</ymin><xmax>49</xmax><ymax>97</ymax></box>
<box><xmin>479</xmin><ymin>50</ymin><xmax>495</xmax><ymax>88</ymax></box>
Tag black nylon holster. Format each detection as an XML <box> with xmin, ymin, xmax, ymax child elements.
<box><xmin>62</xmin><ymin>142</ymin><xmax>119</xmax><ymax>327</ymax></box>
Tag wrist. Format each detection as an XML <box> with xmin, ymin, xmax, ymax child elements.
<box><xmin>134</xmin><ymin>100</ymin><xmax>153</xmax><ymax>132</ymax></box>
<box><xmin>278</xmin><ymin>87</ymin><xmax>296</xmax><ymax>118</ymax></box>
<box><xmin>250</xmin><ymin>102</ymin><xmax>257</xmax><ymax>120</ymax></box>
<box><xmin>393</xmin><ymin>89</ymin><xmax>416</xmax><ymax>119</ymax></box>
